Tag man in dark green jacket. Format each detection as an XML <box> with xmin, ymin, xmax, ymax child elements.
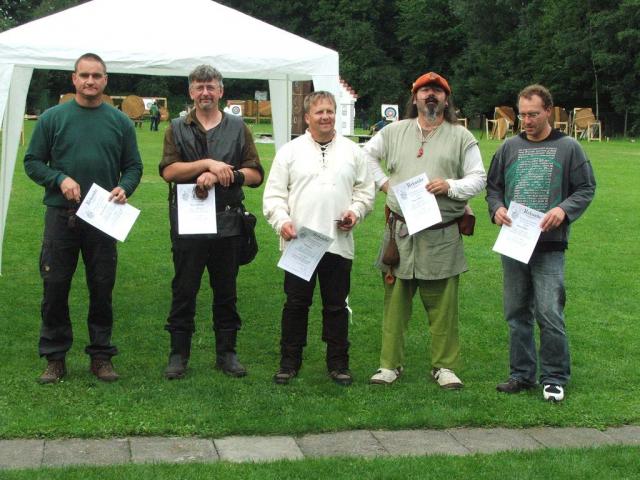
<box><xmin>24</xmin><ymin>53</ymin><xmax>143</xmax><ymax>384</ymax></box>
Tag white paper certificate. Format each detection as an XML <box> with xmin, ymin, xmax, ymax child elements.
<box><xmin>76</xmin><ymin>183</ymin><xmax>140</xmax><ymax>242</ymax></box>
<box><xmin>277</xmin><ymin>227</ymin><xmax>334</xmax><ymax>281</ymax></box>
<box><xmin>492</xmin><ymin>201</ymin><xmax>544</xmax><ymax>264</ymax></box>
<box><xmin>391</xmin><ymin>173</ymin><xmax>442</xmax><ymax>235</ymax></box>
<box><xmin>177</xmin><ymin>184</ymin><xmax>217</xmax><ymax>235</ymax></box>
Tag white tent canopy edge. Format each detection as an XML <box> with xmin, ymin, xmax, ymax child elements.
<box><xmin>0</xmin><ymin>0</ymin><xmax>340</xmax><ymax>273</ymax></box>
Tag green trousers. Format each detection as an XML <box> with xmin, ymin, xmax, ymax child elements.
<box><xmin>379</xmin><ymin>275</ymin><xmax>460</xmax><ymax>370</ymax></box>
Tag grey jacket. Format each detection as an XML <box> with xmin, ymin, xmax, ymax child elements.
<box><xmin>486</xmin><ymin>130</ymin><xmax>596</xmax><ymax>248</ymax></box>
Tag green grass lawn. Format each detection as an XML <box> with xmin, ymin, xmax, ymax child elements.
<box><xmin>3</xmin><ymin>445</ymin><xmax>639</xmax><ymax>479</ymax></box>
<box><xmin>0</xmin><ymin>121</ymin><xmax>638</xmax><ymax>439</ymax></box>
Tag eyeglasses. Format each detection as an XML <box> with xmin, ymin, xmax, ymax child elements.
<box><xmin>517</xmin><ymin>112</ymin><xmax>541</xmax><ymax>120</ymax></box>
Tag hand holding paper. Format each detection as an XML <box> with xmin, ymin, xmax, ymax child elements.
<box><xmin>391</xmin><ymin>172</ymin><xmax>442</xmax><ymax>235</ymax></box>
<box><xmin>76</xmin><ymin>183</ymin><xmax>140</xmax><ymax>242</ymax></box>
<box><xmin>426</xmin><ymin>178</ymin><xmax>450</xmax><ymax>196</ymax></box>
<box><xmin>176</xmin><ymin>183</ymin><xmax>217</xmax><ymax>235</ymax></box>
<box><xmin>108</xmin><ymin>186</ymin><xmax>127</xmax><ymax>204</ymax></box>
<box><xmin>277</xmin><ymin>226</ymin><xmax>333</xmax><ymax>281</ymax></box>
<box><xmin>492</xmin><ymin>201</ymin><xmax>544</xmax><ymax>264</ymax></box>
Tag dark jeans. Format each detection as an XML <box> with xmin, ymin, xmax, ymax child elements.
<box><xmin>39</xmin><ymin>207</ymin><xmax>118</xmax><ymax>360</ymax></box>
<box><xmin>280</xmin><ymin>252</ymin><xmax>352</xmax><ymax>372</ymax></box>
<box><xmin>165</xmin><ymin>235</ymin><xmax>242</xmax><ymax>355</ymax></box>
<box><xmin>150</xmin><ymin>116</ymin><xmax>159</xmax><ymax>131</ymax></box>
<box><xmin>502</xmin><ymin>251</ymin><xmax>570</xmax><ymax>386</ymax></box>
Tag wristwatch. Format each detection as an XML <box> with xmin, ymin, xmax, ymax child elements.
<box><xmin>233</xmin><ymin>170</ymin><xmax>245</xmax><ymax>186</ymax></box>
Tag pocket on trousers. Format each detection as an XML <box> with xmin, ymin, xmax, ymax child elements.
<box><xmin>39</xmin><ymin>240</ymin><xmax>72</xmax><ymax>282</ymax></box>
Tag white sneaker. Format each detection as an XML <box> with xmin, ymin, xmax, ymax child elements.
<box><xmin>370</xmin><ymin>367</ymin><xmax>403</xmax><ymax>385</ymax></box>
<box><xmin>431</xmin><ymin>368</ymin><xmax>463</xmax><ymax>389</ymax></box>
<box><xmin>543</xmin><ymin>384</ymin><xmax>565</xmax><ymax>402</ymax></box>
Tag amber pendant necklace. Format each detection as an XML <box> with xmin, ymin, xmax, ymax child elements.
<box><xmin>417</xmin><ymin>125</ymin><xmax>438</xmax><ymax>158</ymax></box>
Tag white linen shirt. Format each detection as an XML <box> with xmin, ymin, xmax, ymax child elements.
<box><xmin>263</xmin><ymin>131</ymin><xmax>375</xmax><ymax>260</ymax></box>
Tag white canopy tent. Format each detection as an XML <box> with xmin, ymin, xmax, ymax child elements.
<box><xmin>0</xmin><ymin>0</ymin><xmax>340</xmax><ymax>273</ymax></box>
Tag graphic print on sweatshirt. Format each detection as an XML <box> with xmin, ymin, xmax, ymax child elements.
<box><xmin>505</xmin><ymin>146</ymin><xmax>562</xmax><ymax>211</ymax></box>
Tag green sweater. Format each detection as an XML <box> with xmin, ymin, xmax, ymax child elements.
<box><xmin>24</xmin><ymin>100</ymin><xmax>143</xmax><ymax>207</ymax></box>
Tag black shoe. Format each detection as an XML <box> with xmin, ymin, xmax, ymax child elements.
<box><xmin>215</xmin><ymin>352</ymin><xmax>247</xmax><ymax>377</ymax></box>
<box><xmin>38</xmin><ymin>359</ymin><xmax>66</xmax><ymax>384</ymax></box>
<box><xmin>496</xmin><ymin>377</ymin><xmax>535</xmax><ymax>394</ymax></box>
<box><xmin>329</xmin><ymin>369</ymin><xmax>353</xmax><ymax>386</ymax></box>
<box><xmin>273</xmin><ymin>368</ymin><xmax>297</xmax><ymax>385</ymax></box>
<box><xmin>164</xmin><ymin>354</ymin><xmax>188</xmax><ymax>380</ymax></box>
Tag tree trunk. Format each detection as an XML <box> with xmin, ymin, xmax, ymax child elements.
<box><xmin>588</xmin><ymin>16</ymin><xmax>599</xmax><ymax>119</ymax></box>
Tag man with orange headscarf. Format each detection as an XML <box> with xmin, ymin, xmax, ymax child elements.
<box><xmin>363</xmin><ymin>72</ymin><xmax>486</xmax><ymax>389</ymax></box>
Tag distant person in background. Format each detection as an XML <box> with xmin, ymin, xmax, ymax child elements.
<box><xmin>486</xmin><ymin>84</ymin><xmax>595</xmax><ymax>403</ymax></box>
<box><xmin>359</xmin><ymin>111</ymin><xmax>370</xmax><ymax>132</ymax></box>
<box><xmin>24</xmin><ymin>52</ymin><xmax>143</xmax><ymax>384</ymax></box>
<box><xmin>370</xmin><ymin>117</ymin><xmax>390</xmax><ymax>135</ymax></box>
<box><xmin>150</xmin><ymin>101</ymin><xmax>160</xmax><ymax>131</ymax></box>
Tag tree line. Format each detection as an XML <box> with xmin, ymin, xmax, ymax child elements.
<box><xmin>2</xmin><ymin>0</ymin><xmax>638</xmax><ymax>135</ymax></box>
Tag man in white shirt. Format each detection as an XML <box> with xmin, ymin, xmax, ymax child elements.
<box><xmin>263</xmin><ymin>91</ymin><xmax>375</xmax><ymax>386</ymax></box>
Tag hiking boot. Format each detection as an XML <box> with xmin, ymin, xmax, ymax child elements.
<box><xmin>38</xmin><ymin>359</ymin><xmax>66</xmax><ymax>384</ymax></box>
<box><xmin>543</xmin><ymin>384</ymin><xmax>565</xmax><ymax>402</ymax></box>
<box><xmin>431</xmin><ymin>368</ymin><xmax>463</xmax><ymax>390</ymax></box>
<box><xmin>215</xmin><ymin>352</ymin><xmax>247</xmax><ymax>377</ymax></box>
<box><xmin>329</xmin><ymin>369</ymin><xmax>353</xmax><ymax>386</ymax></box>
<box><xmin>90</xmin><ymin>358</ymin><xmax>119</xmax><ymax>382</ymax></box>
<box><xmin>370</xmin><ymin>367</ymin><xmax>403</xmax><ymax>385</ymax></box>
<box><xmin>164</xmin><ymin>354</ymin><xmax>188</xmax><ymax>380</ymax></box>
<box><xmin>273</xmin><ymin>368</ymin><xmax>297</xmax><ymax>385</ymax></box>
<box><xmin>496</xmin><ymin>377</ymin><xmax>536</xmax><ymax>394</ymax></box>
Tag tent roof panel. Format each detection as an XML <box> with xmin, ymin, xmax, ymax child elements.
<box><xmin>0</xmin><ymin>0</ymin><xmax>338</xmax><ymax>79</ymax></box>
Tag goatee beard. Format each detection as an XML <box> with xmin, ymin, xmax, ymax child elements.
<box><xmin>426</xmin><ymin>104</ymin><xmax>438</xmax><ymax>123</ymax></box>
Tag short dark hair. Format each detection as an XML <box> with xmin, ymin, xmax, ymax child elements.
<box><xmin>74</xmin><ymin>53</ymin><xmax>106</xmax><ymax>73</ymax></box>
<box><xmin>404</xmin><ymin>92</ymin><xmax>458</xmax><ymax>124</ymax></box>
<box><xmin>303</xmin><ymin>91</ymin><xmax>336</xmax><ymax>113</ymax></box>
<box><xmin>518</xmin><ymin>84</ymin><xmax>553</xmax><ymax>109</ymax></box>
<box><xmin>188</xmin><ymin>65</ymin><xmax>224</xmax><ymax>88</ymax></box>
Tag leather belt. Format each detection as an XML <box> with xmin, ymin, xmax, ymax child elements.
<box><xmin>385</xmin><ymin>205</ymin><xmax>457</xmax><ymax>230</ymax></box>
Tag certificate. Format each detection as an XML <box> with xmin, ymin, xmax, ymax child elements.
<box><xmin>492</xmin><ymin>201</ymin><xmax>544</xmax><ymax>264</ymax></box>
<box><xmin>277</xmin><ymin>226</ymin><xmax>334</xmax><ymax>281</ymax></box>
<box><xmin>76</xmin><ymin>183</ymin><xmax>140</xmax><ymax>242</ymax></box>
<box><xmin>177</xmin><ymin>184</ymin><xmax>217</xmax><ymax>235</ymax></box>
<box><xmin>391</xmin><ymin>173</ymin><xmax>442</xmax><ymax>235</ymax></box>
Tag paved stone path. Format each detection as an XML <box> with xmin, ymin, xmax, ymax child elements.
<box><xmin>1</xmin><ymin>426</ymin><xmax>638</xmax><ymax>470</ymax></box>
